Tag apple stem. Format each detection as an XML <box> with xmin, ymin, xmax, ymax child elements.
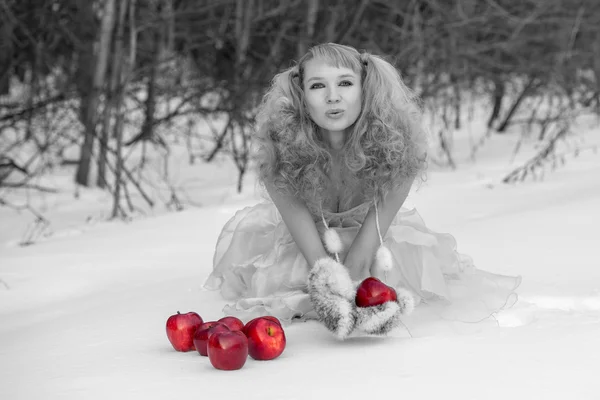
<box><xmin>177</xmin><ymin>311</ymin><xmax>180</xmax><ymax>315</ymax></box>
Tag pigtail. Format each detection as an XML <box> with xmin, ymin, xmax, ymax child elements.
<box><xmin>347</xmin><ymin>51</ymin><xmax>427</xmax><ymax>200</ymax></box>
<box><xmin>255</xmin><ymin>64</ymin><xmax>330</xmax><ymax>211</ymax></box>
<box><xmin>361</xmin><ymin>53</ymin><xmax>428</xmax><ymax>155</ymax></box>
<box><xmin>359</xmin><ymin>52</ymin><xmax>418</xmax><ymax>126</ymax></box>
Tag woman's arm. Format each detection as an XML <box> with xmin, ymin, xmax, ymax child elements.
<box><xmin>266</xmin><ymin>185</ymin><xmax>329</xmax><ymax>266</ymax></box>
<box><xmin>343</xmin><ymin>176</ymin><xmax>416</xmax><ymax>279</ymax></box>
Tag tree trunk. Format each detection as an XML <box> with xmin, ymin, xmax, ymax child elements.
<box><xmin>298</xmin><ymin>0</ymin><xmax>319</xmax><ymax>58</ymax></box>
<box><xmin>164</xmin><ymin>0</ymin><xmax>174</xmax><ymax>53</ymax></box>
<box><xmin>0</xmin><ymin>18</ymin><xmax>12</xmax><ymax>95</ymax></box>
<box><xmin>76</xmin><ymin>0</ymin><xmax>116</xmax><ymax>186</ymax></box>
<box><xmin>487</xmin><ymin>79</ymin><xmax>505</xmax><ymax>129</ymax></box>
<box><xmin>452</xmin><ymin>75</ymin><xmax>461</xmax><ymax>130</ymax></box>
<box><xmin>497</xmin><ymin>78</ymin><xmax>537</xmax><ymax>133</ymax></box>
<box><xmin>112</xmin><ymin>0</ymin><xmax>134</xmax><ymax>218</ymax></box>
<box><xmin>25</xmin><ymin>43</ymin><xmax>41</xmax><ymax>141</ymax></box>
<box><xmin>235</xmin><ymin>0</ymin><xmax>253</xmax><ymax>81</ymax></box>
<box><xmin>97</xmin><ymin>20</ymin><xmax>120</xmax><ymax>188</ymax></box>
<box><xmin>140</xmin><ymin>27</ymin><xmax>160</xmax><ymax>144</ymax></box>
<box><xmin>96</xmin><ymin>95</ymin><xmax>111</xmax><ymax>188</ymax></box>
<box><xmin>125</xmin><ymin>0</ymin><xmax>161</xmax><ymax>147</ymax></box>
<box><xmin>593</xmin><ymin>29</ymin><xmax>600</xmax><ymax>111</ymax></box>
<box><xmin>325</xmin><ymin>3</ymin><xmax>341</xmax><ymax>43</ymax></box>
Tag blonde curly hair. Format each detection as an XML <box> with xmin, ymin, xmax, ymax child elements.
<box><xmin>255</xmin><ymin>43</ymin><xmax>427</xmax><ymax>214</ymax></box>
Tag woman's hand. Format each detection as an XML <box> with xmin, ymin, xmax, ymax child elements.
<box><xmin>265</xmin><ymin>184</ymin><xmax>329</xmax><ymax>267</ymax></box>
<box><xmin>343</xmin><ymin>177</ymin><xmax>415</xmax><ymax>281</ymax></box>
<box><xmin>342</xmin><ymin>249</ymin><xmax>372</xmax><ymax>281</ymax></box>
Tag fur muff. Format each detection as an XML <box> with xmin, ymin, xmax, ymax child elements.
<box><xmin>354</xmin><ymin>301</ymin><xmax>402</xmax><ymax>335</ymax></box>
<box><xmin>353</xmin><ymin>288</ymin><xmax>415</xmax><ymax>336</ymax></box>
<box><xmin>308</xmin><ymin>258</ymin><xmax>357</xmax><ymax>339</ymax></box>
<box><xmin>309</xmin><ymin>258</ymin><xmax>354</xmax><ymax>300</ymax></box>
<box><xmin>308</xmin><ymin>259</ymin><xmax>417</xmax><ymax>339</ymax></box>
<box><xmin>395</xmin><ymin>287</ymin><xmax>415</xmax><ymax>316</ymax></box>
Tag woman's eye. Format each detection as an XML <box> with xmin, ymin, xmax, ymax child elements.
<box><xmin>309</xmin><ymin>80</ymin><xmax>353</xmax><ymax>89</ymax></box>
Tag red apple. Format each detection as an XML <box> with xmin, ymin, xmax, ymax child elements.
<box><xmin>207</xmin><ymin>330</ymin><xmax>249</xmax><ymax>371</ymax></box>
<box><xmin>218</xmin><ymin>316</ymin><xmax>245</xmax><ymax>331</ymax></box>
<box><xmin>261</xmin><ymin>315</ymin><xmax>282</xmax><ymax>327</ymax></box>
<box><xmin>355</xmin><ymin>277</ymin><xmax>397</xmax><ymax>307</ymax></box>
<box><xmin>242</xmin><ymin>316</ymin><xmax>281</xmax><ymax>336</ymax></box>
<box><xmin>193</xmin><ymin>321</ymin><xmax>230</xmax><ymax>356</ymax></box>
<box><xmin>166</xmin><ymin>311</ymin><xmax>204</xmax><ymax>352</ymax></box>
<box><xmin>244</xmin><ymin>317</ymin><xmax>286</xmax><ymax>360</ymax></box>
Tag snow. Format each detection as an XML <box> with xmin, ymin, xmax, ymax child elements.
<box><xmin>1</xmin><ymin>124</ymin><xmax>600</xmax><ymax>399</ymax></box>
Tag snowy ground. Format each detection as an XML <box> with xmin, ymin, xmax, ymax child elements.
<box><xmin>1</xmin><ymin>122</ymin><xmax>600</xmax><ymax>399</ymax></box>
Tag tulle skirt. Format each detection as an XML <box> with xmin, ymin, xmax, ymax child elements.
<box><xmin>203</xmin><ymin>201</ymin><xmax>521</xmax><ymax>334</ymax></box>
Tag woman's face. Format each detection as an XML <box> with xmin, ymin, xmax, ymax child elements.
<box><xmin>302</xmin><ymin>59</ymin><xmax>362</xmax><ymax>138</ymax></box>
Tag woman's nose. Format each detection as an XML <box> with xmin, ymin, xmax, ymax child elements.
<box><xmin>326</xmin><ymin>88</ymin><xmax>341</xmax><ymax>103</ymax></box>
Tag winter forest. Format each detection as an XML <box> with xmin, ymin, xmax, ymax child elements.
<box><xmin>1</xmin><ymin>1</ymin><xmax>600</xmax><ymax>399</ymax></box>
<box><xmin>2</xmin><ymin>0</ymin><xmax>599</xmax><ymax>222</ymax></box>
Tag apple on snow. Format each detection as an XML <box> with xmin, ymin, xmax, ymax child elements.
<box><xmin>193</xmin><ymin>321</ymin><xmax>230</xmax><ymax>356</ymax></box>
<box><xmin>207</xmin><ymin>331</ymin><xmax>249</xmax><ymax>371</ymax></box>
<box><xmin>243</xmin><ymin>317</ymin><xmax>286</xmax><ymax>361</ymax></box>
<box><xmin>217</xmin><ymin>316</ymin><xmax>245</xmax><ymax>331</ymax></box>
<box><xmin>166</xmin><ymin>312</ymin><xmax>286</xmax><ymax>369</ymax></box>
<box><xmin>166</xmin><ymin>311</ymin><xmax>204</xmax><ymax>352</ymax></box>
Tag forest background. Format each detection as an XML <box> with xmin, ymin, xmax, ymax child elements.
<box><xmin>1</xmin><ymin>0</ymin><xmax>599</xmax><ymax>234</ymax></box>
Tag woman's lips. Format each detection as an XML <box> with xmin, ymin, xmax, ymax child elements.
<box><xmin>325</xmin><ymin>109</ymin><xmax>344</xmax><ymax>119</ymax></box>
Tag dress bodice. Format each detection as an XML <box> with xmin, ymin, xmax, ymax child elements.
<box><xmin>319</xmin><ymin>158</ymin><xmax>370</xmax><ymax>223</ymax></box>
<box><xmin>318</xmin><ymin>200</ymin><xmax>372</xmax><ymax>228</ymax></box>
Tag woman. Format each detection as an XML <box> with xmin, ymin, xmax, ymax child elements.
<box><xmin>204</xmin><ymin>43</ymin><xmax>520</xmax><ymax>339</ymax></box>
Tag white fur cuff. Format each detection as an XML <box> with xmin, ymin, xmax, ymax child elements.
<box><xmin>355</xmin><ymin>301</ymin><xmax>400</xmax><ymax>333</ymax></box>
<box><xmin>311</xmin><ymin>257</ymin><xmax>354</xmax><ymax>300</ymax></box>
<box><xmin>395</xmin><ymin>287</ymin><xmax>415</xmax><ymax>316</ymax></box>
<box><xmin>308</xmin><ymin>257</ymin><xmax>357</xmax><ymax>339</ymax></box>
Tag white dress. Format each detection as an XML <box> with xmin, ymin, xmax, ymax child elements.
<box><xmin>203</xmin><ymin>200</ymin><xmax>521</xmax><ymax>331</ymax></box>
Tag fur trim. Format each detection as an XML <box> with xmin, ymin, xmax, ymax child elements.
<box><xmin>395</xmin><ymin>287</ymin><xmax>415</xmax><ymax>316</ymax></box>
<box><xmin>309</xmin><ymin>289</ymin><xmax>356</xmax><ymax>339</ymax></box>
<box><xmin>309</xmin><ymin>258</ymin><xmax>354</xmax><ymax>300</ymax></box>
<box><xmin>307</xmin><ymin>258</ymin><xmax>357</xmax><ymax>339</ymax></box>
<box><xmin>374</xmin><ymin>245</ymin><xmax>393</xmax><ymax>271</ymax></box>
<box><xmin>354</xmin><ymin>301</ymin><xmax>402</xmax><ymax>335</ymax></box>
<box><xmin>323</xmin><ymin>229</ymin><xmax>343</xmax><ymax>255</ymax></box>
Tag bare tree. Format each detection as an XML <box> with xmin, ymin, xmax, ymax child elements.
<box><xmin>75</xmin><ymin>0</ymin><xmax>116</xmax><ymax>186</ymax></box>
